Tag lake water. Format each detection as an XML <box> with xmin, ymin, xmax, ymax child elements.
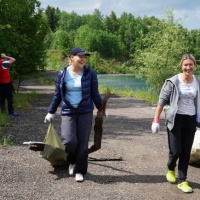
<box><xmin>97</xmin><ymin>74</ymin><xmax>148</xmax><ymax>91</ymax></box>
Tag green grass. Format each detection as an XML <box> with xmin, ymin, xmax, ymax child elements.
<box><xmin>3</xmin><ymin>134</ymin><xmax>12</xmax><ymax>146</ymax></box>
<box><xmin>46</xmin><ymin>50</ymin><xmax>66</xmax><ymax>71</ymax></box>
<box><xmin>98</xmin><ymin>83</ymin><xmax>111</xmax><ymax>96</ymax></box>
<box><xmin>99</xmin><ymin>84</ymin><xmax>158</xmax><ymax>106</ymax></box>
<box><xmin>0</xmin><ymin>91</ymin><xmax>40</xmax><ymax>128</ymax></box>
<box><xmin>45</xmin><ymin>49</ymin><xmax>134</xmax><ymax>74</ymax></box>
<box><xmin>0</xmin><ymin>132</ymin><xmax>13</xmax><ymax>147</ymax></box>
<box><xmin>0</xmin><ymin>91</ymin><xmax>40</xmax><ymax>146</ymax></box>
<box><xmin>13</xmin><ymin>91</ymin><xmax>40</xmax><ymax>111</ymax></box>
<box><xmin>0</xmin><ymin>112</ymin><xmax>9</xmax><ymax>127</ymax></box>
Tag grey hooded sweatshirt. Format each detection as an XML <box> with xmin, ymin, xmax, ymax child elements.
<box><xmin>158</xmin><ymin>74</ymin><xmax>200</xmax><ymax>130</ymax></box>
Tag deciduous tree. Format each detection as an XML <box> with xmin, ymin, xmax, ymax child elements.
<box><xmin>0</xmin><ymin>0</ymin><xmax>49</xmax><ymax>90</ymax></box>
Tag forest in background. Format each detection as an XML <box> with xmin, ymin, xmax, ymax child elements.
<box><xmin>1</xmin><ymin>0</ymin><xmax>200</xmax><ymax>93</ymax></box>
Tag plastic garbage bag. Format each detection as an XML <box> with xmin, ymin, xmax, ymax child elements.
<box><xmin>40</xmin><ymin>123</ymin><xmax>67</xmax><ymax>167</ymax></box>
<box><xmin>190</xmin><ymin>130</ymin><xmax>200</xmax><ymax>164</ymax></box>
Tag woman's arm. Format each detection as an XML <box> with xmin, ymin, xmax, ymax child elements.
<box><xmin>153</xmin><ymin>105</ymin><xmax>164</xmax><ymax>121</ymax></box>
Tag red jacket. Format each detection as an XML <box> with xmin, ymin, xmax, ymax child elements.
<box><xmin>0</xmin><ymin>60</ymin><xmax>11</xmax><ymax>83</ymax></box>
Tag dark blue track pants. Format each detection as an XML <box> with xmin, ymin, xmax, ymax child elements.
<box><xmin>61</xmin><ymin>112</ymin><xmax>93</xmax><ymax>175</ymax></box>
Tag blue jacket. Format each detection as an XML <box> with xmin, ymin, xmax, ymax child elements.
<box><xmin>48</xmin><ymin>65</ymin><xmax>102</xmax><ymax>115</ymax></box>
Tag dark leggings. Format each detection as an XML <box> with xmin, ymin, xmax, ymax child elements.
<box><xmin>0</xmin><ymin>83</ymin><xmax>14</xmax><ymax>114</ymax></box>
<box><xmin>167</xmin><ymin>114</ymin><xmax>196</xmax><ymax>182</ymax></box>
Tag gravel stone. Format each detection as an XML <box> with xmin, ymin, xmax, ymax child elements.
<box><xmin>1</xmin><ymin>72</ymin><xmax>200</xmax><ymax>200</ymax></box>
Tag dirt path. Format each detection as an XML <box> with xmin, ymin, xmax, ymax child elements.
<box><xmin>1</xmin><ymin>72</ymin><xmax>200</xmax><ymax>200</ymax></box>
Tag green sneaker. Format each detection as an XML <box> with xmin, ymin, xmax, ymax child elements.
<box><xmin>166</xmin><ymin>168</ymin><xmax>176</xmax><ymax>183</ymax></box>
<box><xmin>178</xmin><ymin>181</ymin><xmax>193</xmax><ymax>193</ymax></box>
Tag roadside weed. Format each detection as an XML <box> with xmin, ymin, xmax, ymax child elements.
<box><xmin>0</xmin><ymin>112</ymin><xmax>9</xmax><ymax>127</ymax></box>
<box><xmin>3</xmin><ymin>134</ymin><xmax>12</xmax><ymax>147</ymax></box>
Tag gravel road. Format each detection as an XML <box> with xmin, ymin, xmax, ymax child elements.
<box><xmin>1</xmin><ymin>72</ymin><xmax>200</xmax><ymax>200</ymax></box>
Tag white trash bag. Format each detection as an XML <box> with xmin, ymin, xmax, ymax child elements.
<box><xmin>190</xmin><ymin>130</ymin><xmax>200</xmax><ymax>164</ymax></box>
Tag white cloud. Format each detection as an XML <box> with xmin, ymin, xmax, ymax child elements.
<box><xmin>194</xmin><ymin>9</ymin><xmax>200</xmax><ymax>20</ymax></box>
<box><xmin>39</xmin><ymin>0</ymin><xmax>200</xmax><ymax>30</ymax></box>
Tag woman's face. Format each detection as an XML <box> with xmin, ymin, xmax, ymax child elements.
<box><xmin>181</xmin><ymin>58</ymin><xmax>195</xmax><ymax>76</ymax></box>
<box><xmin>72</xmin><ymin>55</ymin><xmax>87</xmax><ymax>68</ymax></box>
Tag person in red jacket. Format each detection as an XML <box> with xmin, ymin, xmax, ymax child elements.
<box><xmin>0</xmin><ymin>53</ymin><xmax>19</xmax><ymax>116</ymax></box>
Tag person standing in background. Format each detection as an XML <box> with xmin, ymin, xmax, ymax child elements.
<box><xmin>44</xmin><ymin>47</ymin><xmax>103</xmax><ymax>182</ymax></box>
<box><xmin>151</xmin><ymin>54</ymin><xmax>200</xmax><ymax>193</ymax></box>
<box><xmin>0</xmin><ymin>53</ymin><xmax>19</xmax><ymax>116</ymax></box>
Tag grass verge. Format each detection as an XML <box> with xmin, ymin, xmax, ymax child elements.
<box><xmin>0</xmin><ymin>91</ymin><xmax>40</xmax><ymax>146</ymax></box>
<box><xmin>99</xmin><ymin>84</ymin><xmax>158</xmax><ymax>105</ymax></box>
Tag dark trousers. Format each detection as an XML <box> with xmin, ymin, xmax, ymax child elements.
<box><xmin>167</xmin><ymin>114</ymin><xmax>196</xmax><ymax>182</ymax></box>
<box><xmin>0</xmin><ymin>83</ymin><xmax>14</xmax><ymax>114</ymax></box>
<box><xmin>61</xmin><ymin>112</ymin><xmax>93</xmax><ymax>175</ymax></box>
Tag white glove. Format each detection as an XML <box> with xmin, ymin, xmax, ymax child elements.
<box><xmin>151</xmin><ymin>118</ymin><xmax>160</xmax><ymax>133</ymax></box>
<box><xmin>44</xmin><ymin>113</ymin><xmax>55</xmax><ymax>123</ymax></box>
<box><xmin>151</xmin><ymin>122</ymin><xmax>160</xmax><ymax>133</ymax></box>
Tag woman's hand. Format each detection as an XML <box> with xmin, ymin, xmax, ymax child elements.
<box><xmin>151</xmin><ymin>119</ymin><xmax>160</xmax><ymax>133</ymax></box>
<box><xmin>44</xmin><ymin>113</ymin><xmax>55</xmax><ymax>123</ymax></box>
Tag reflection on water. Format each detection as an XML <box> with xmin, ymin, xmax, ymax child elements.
<box><xmin>97</xmin><ymin>74</ymin><xmax>148</xmax><ymax>91</ymax></box>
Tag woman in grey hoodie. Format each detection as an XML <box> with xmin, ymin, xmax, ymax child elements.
<box><xmin>151</xmin><ymin>54</ymin><xmax>200</xmax><ymax>193</ymax></box>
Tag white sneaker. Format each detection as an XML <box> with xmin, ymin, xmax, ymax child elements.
<box><xmin>69</xmin><ymin>164</ymin><xmax>75</xmax><ymax>175</ymax></box>
<box><xmin>75</xmin><ymin>173</ymin><xmax>84</xmax><ymax>182</ymax></box>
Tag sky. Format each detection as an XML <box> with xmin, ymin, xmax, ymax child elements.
<box><xmin>39</xmin><ymin>0</ymin><xmax>200</xmax><ymax>30</ymax></box>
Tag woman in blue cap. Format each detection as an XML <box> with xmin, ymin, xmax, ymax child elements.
<box><xmin>45</xmin><ymin>47</ymin><xmax>103</xmax><ymax>182</ymax></box>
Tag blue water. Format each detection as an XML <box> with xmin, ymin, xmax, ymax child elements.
<box><xmin>97</xmin><ymin>74</ymin><xmax>148</xmax><ymax>91</ymax></box>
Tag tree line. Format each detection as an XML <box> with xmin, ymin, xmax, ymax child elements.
<box><xmin>1</xmin><ymin>0</ymin><xmax>200</xmax><ymax>92</ymax></box>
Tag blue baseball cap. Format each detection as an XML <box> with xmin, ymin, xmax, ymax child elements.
<box><xmin>70</xmin><ymin>47</ymin><xmax>90</xmax><ymax>56</ymax></box>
